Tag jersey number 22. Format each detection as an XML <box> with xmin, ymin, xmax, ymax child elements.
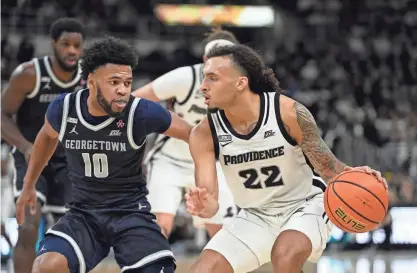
<box><xmin>82</xmin><ymin>153</ymin><xmax>109</xmax><ymax>178</ymax></box>
<box><xmin>239</xmin><ymin>166</ymin><xmax>284</xmax><ymax>189</ymax></box>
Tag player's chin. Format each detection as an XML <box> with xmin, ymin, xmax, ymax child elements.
<box><xmin>207</xmin><ymin>106</ymin><xmax>219</xmax><ymax>113</ymax></box>
<box><xmin>62</xmin><ymin>63</ymin><xmax>78</xmax><ymax>72</ymax></box>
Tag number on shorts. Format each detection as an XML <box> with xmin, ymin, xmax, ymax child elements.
<box><xmin>239</xmin><ymin>166</ymin><xmax>284</xmax><ymax>189</ymax></box>
<box><xmin>81</xmin><ymin>153</ymin><xmax>109</xmax><ymax>178</ymax></box>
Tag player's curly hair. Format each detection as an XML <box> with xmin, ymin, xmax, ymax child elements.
<box><xmin>206</xmin><ymin>44</ymin><xmax>281</xmax><ymax>93</ymax></box>
<box><xmin>81</xmin><ymin>35</ymin><xmax>139</xmax><ymax>80</ymax></box>
<box><xmin>202</xmin><ymin>26</ymin><xmax>239</xmax><ymax>48</ymax></box>
<box><xmin>50</xmin><ymin>17</ymin><xmax>85</xmax><ymax>41</ymax></box>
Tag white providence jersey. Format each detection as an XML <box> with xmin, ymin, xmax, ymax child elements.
<box><xmin>208</xmin><ymin>92</ymin><xmax>326</xmax><ymax>214</ymax></box>
<box><xmin>146</xmin><ymin>63</ymin><xmax>205</xmax><ymax>167</ymax></box>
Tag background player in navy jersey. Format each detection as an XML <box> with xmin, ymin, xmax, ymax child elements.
<box><xmin>16</xmin><ymin>36</ymin><xmax>192</xmax><ymax>273</ymax></box>
<box><xmin>185</xmin><ymin>44</ymin><xmax>387</xmax><ymax>273</ymax></box>
<box><xmin>1</xmin><ymin>18</ymin><xmax>85</xmax><ymax>273</ymax></box>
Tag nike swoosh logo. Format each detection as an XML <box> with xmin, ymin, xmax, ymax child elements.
<box><xmin>220</xmin><ymin>142</ymin><xmax>232</xmax><ymax>147</ymax></box>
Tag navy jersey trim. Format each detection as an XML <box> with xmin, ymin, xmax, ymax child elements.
<box><xmin>43</xmin><ymin>56</ymin><xmax>81</xmax><ymax>88</ymax></box>
<box><xmin>26</xmin><ymin>58</ymin><xmax>41</xmax><ymax>99</ymax></box>
<box><xmin>274</xmin><ymin>93</ymin><xmax>297</xmax><ymax>146</ymax></box>
<box><xmin>219</xmin><ymin>93</ymin><xmax>266</xmax><ymax>140</ymax></box>
<box><xmin>176</xmin><ymin>65</ymin><xmax>196</xmax><ymax>106</ymax></box>
<box><xmin>207</xmin><ymin>114</ymin><xmax>220</xmax><ymax>159</ymax></box>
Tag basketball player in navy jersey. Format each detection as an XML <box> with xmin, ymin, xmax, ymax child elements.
<box><xmin>185</xmin><ymin>44</ymin><xmax>387</xmax><ymax>273</ymax></box>
<box><xmin>16</xmin><ymin>36</ymin><xmax>191</xmax><ymax>273</ymax></box>
<box><xmin>1</xmin><ymin>18</ymin><xmax>85</xmax><ymax>273</ymax></box>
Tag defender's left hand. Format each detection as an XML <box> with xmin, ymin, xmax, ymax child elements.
<box><xmin>344</xmin><ymin>166</ymin><xmax>388</xmax><ymax>189</ymax></box>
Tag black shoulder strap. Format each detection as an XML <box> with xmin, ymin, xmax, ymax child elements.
<box><xmin>207</xmin><ymin>113</ymin><xmax>220</xmax><ymax>160</ymax></box>
<box><xmin>274</xmin><ymin>93</ymin><xmax>297</xmax><ymax>146</ymax></box>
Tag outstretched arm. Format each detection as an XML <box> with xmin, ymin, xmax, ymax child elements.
<box><xmin>162</xmin><ymin>111</ymin><xmax>193</xmax><ymax>143</ymax></box>
<box><xmin>189</xmin><ymin>119</ymin><xmax>219</xmax><ymax>199</ymax></box>
<box><xmin>132</xmin><ymin>66</ymin><xmax>194</xmax><ymax>102</ymax></box>
<box><xmin>139</xmin><ymin>99</ymin><xmax>193</xmax><ymax>143</ymax></box>
<box><xmin>16</xmin><ymin>117</ymin><xmax>59</xmax><ymax>224</ymax></box>
<box><xmin>185</xmin><ymin>119</ymin><xmax>219</xmax><ymax>218</ymax></box>
<box><xmin>24</xmin><ymin>93</ymin><xmax>65</xmax><ymax>187</ymax></box>
<box><xmin>23</xmin><ymin>118</ymin><xmax>59</xmax><ymax>188</ymax></box>
<box><xmin>131</xmin><ymin>82</ymin><xmax>160</xmax><ymax>102</ymax></box>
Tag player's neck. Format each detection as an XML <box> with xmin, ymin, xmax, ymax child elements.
<box><xmin>223</xmin><ymin>91</ymin><xmax>260</xmax><ymax>127</ymax></box>
<box><xmin>50</xmin><ymin>56</ymin><xmax>77</xmax><ymax>82</ymax></box>
<box><xmin>86</xmin><ymin>92</ymin><xmax>108</xmax><ymax>117</ymax></box>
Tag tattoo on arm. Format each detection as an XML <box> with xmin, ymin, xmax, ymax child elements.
<box><xmin>294</xmin><ymin>102</ymin><xmax>346</xmax><ymax>182</ymax></box>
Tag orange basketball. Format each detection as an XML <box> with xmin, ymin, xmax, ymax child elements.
<box><xmin>324</xmin><ymin>170</ymin><xmax>389</xmax><ymax>233</ymax></box>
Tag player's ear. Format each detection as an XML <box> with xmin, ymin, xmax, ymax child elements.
<box><xmin>236</xmin><ymin>76</ymin><xmax>248</xmax><ymax>92</ymax></box>
<box><xmin>87</xmin><ymin>75</ymin><xmax>95</xmax><ymax>90</ymax></box>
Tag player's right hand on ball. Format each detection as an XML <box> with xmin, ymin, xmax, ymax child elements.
<box><xmin>185</xmin><ymin>187</ymin><xmax>219</xmax><ymax>219</ymax></box>
<box><xmin>16</xmin><ymin>186</ymin><xmax>37</xmax><ymax>225</ymax></box>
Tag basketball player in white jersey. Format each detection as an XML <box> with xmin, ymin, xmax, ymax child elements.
<box><xmin>132</xmin><ymin>29</ymin><xmax>239</xmax><ymax>238</ymax></box>
<box><xmin>185</xmin><ymin>44</ymin><xmax>387</xmax><ymax>273</ymax></box>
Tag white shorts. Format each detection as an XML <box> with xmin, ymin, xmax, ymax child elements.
<box><xmin>1</xmin><ymin>179</ymin><xmax>14</xmax><ymax>224</ymax></box>
<box><xmin>204</xmin><ymin>194</ymin><xmax>333</xmax><ymax>273</ymax></box>
<box><xmin>146</xmin><ymin>158</ymin><xmax>236</xmax><ymax>227</ymax></box>
<box><xmin>1</xmin><ymin>151</ymin><xmax>14</xmax><ymax>224</ymax></box>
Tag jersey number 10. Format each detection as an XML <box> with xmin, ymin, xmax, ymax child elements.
<box><xmin>82</xmin><ymin>153</ymin><xmax>109</xmax><ymax>178</ymax></box>
<box><xmin>239</xmin><ymin>166</ymin><xmax>284</xmax><ymax>189</ymax></box>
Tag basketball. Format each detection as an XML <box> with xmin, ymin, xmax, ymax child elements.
<box><xmin>324</xmin><ymin>170</ymin><xmax>389</xmax><ymax>233</ymax></box>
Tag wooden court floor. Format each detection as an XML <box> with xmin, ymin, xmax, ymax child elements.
<box><xmin>2</xmin><ymin>250</ymin><xmax>415</xmax><ymax>273</ymax></box>
<box><xmin>89</xmin><ymin>250</ymin><xmax>416</xmax><ymax>273</ymax></box>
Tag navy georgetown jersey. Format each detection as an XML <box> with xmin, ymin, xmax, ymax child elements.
<box><xmin>46</xmin><ymin>89</ymin><xmax>172</xmax><ymax>208</ymax></box>
<box><xmin>16</xmin><ymin>56</ymin><xmax>85</xmax><ymax>158</ymax></box>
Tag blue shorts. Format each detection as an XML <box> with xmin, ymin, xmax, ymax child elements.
<box><xmin>37</xmin><ymin>200</ymin><xmax>175</xmax><ymax>273</ymax></box>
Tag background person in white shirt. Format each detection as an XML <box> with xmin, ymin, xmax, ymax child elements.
<box><xmin>133</xmin><ymin>28</ymin><xmax>239</xmax><ymax>239</ymax></box>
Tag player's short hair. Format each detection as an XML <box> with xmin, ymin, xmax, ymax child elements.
<box><xmin>81</xmin><ymin>35</ymin><xmax>139</xmax><ymax>80</ymax></box>
<box><xmin>202</xmin><ymin>27</ymin><xmax>239</xmax><ymax>56</ymax></box>
<box><xmin>206</xmin><ymin>44</ymin><xmax>280</xmax><ymax>93</ymax></box>
<box><xmin>49</xmin><ymin>18</ymin><xmax>85</xmax><ymax>41</ymax></box>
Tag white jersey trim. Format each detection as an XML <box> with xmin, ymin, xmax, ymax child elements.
<box><xmin>120</xmin><ymin>250</ymin><xmax>174</xmax><ymax>272</ymax></box>
<box><xmin>58</xmin><ymin>93</ymin><xmax>71</xmax><ymax>141</ymax></box>
<box><xmin>46</xmin><ymin>230</ymin><xmax>86</xmax><ymax>273</ymax></box>
<box><xmin>43</xmin><ymin>56</ymin><xmax>81</xmax><ymax>88</ymax></box>
<box><xmin>175</xmin><ymin>65</ymin><xmax>196</xmax><ymax>105</ymax></box>
<box><xmin>76</xmin><ymin>89</ymin><xmax>115</xmax><ymax>131</ymax></box>
<box><xmin>26</xmin><ymin>58</ymin><xmax>41</xmax><ymax>99</ymax></box>
<box><xmin>127</xmin><ymin>98</ymin><xmax>146</xmax><ymax>150</ymax></box>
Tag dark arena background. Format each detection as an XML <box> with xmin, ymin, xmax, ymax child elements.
<box><xmin>1</xmin><ymin>0</ymin><xmax>417</xmax><ymax>272</ymax></box>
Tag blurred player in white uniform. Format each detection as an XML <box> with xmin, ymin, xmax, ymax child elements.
<box><xmin>133</xmin><ymin>29</ymin><xmax>239</xmax><ymax>238</ymax></box>
<box><xmin>185</xmin><ymin>44</ymin><xmax>387</xmax><ymax>273</ymax></box>
<box><xmin>1</xmin><ymin>141</ymin><xmax>14</xmax><ymax>251</ymax></box>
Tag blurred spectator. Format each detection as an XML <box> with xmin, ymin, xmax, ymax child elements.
<box><xmin>16</xmin><ymin>36</ymin><xmax>34</xmax><ymax>64</ymax></box>
<box><xmin>1</xmin><ymin>0</ymin><xmax>416</xmax><ymax>204</ymax></box>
